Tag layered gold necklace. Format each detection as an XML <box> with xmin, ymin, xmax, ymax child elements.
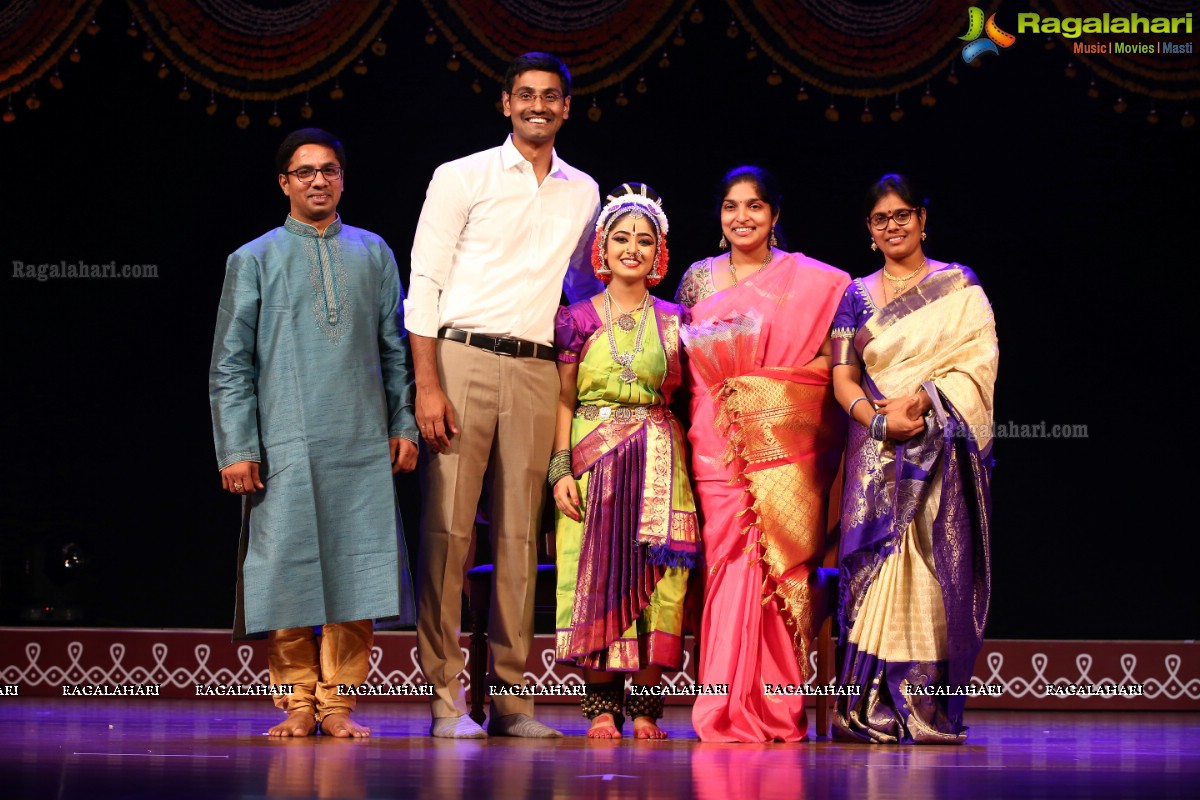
<box><xmin>603</xmin><ymin>290</ymin><xmax>651</xmax><ymax>383</ymax></box>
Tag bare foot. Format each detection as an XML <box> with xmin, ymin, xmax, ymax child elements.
<box><xmin>268</xmin><ymin>711</ymin><xmax>316</xmax><ymax>737</ymax></box>
<box><xmin>321</xmin><ymin>713</ymin><xmax>371</xmax><ymax>738</ymax></box>
<box><xmin>632</xmin><ymin>716</ymin><xmax>668</xmax><ymax>740</ymax></box>
<box><xmin>587</xmin><ymin>713</ymin><xmax>622</xmax><ymax>739</ymax></box>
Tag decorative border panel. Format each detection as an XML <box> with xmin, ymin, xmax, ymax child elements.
<box><xmin>0</xmin><ymin>629</ymin><xmax>1195</xmax><ymax>710</ymax></box>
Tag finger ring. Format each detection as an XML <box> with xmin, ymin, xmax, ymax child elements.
<box><xmin>233</xmin><ymin>482</ymin><xmax>244</xmax><ymax>491</ymax></box>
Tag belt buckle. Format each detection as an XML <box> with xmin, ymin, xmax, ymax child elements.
<box><xmin>491</xmin><ymin>336</ymin><xmax>517</xmax><ymax>357</ymax></box>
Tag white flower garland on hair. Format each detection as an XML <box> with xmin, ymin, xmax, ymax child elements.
<box><xmin>597</xmin><ymin>183</ymin><xmax>669</xmax><ymax>237</ymax></box>
<box><xmin>593</xmin><ymin>183</ymin><xmax>671</xmax><ymax>283</ymax></box>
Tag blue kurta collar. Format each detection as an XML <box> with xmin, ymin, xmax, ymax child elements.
<box><xmin>285</xmin><ymin>215</ymin><xmax>342</xmax><ymax>238</ymax></box>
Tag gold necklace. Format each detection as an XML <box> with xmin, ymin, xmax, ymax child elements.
<box><xmin>728</xmin><ymin>249</ymin><xmax>775</xmax><ymax>287</ymax></box>
<box><xmin>881</xmin><ymin>258</ymin><xmax>928</xmax><ymax>295</ymax></box>
<box><xmin>608</xmin><ymin>290</ymin><xmax>649</xmax><ymax>331</ymax></box>
<box><xmin>603</xmin><ymin>290</ymin><xmax>651</xmax><ymax>383</ymax></box>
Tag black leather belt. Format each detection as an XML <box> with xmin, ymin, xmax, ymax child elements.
<box><xmin>438</xmin><ymin>328</ymin><xmax>556</xmax><ymax>361</ymax></box>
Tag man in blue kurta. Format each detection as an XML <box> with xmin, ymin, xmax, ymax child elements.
<box><xmin>209</xmin><ymin>128</ymin><xmax>418</xmax><ymax>738</ymax></box>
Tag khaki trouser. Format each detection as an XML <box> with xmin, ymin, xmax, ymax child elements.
<box><xmin>416</xmin><ymin>339</ymin><xmax>557</xmax><ymax>719</ymax></box>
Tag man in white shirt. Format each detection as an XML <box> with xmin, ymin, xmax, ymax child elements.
<box><xmin>405</xmin><ymin>52</ymin><xmax>601</xmax><ymax>739</ymax></box>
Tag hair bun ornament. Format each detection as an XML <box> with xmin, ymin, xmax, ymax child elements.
<box><xmin>605</xmin><ymin>181</ymin><xmax>658</xmax><ymax>205</ymax></box>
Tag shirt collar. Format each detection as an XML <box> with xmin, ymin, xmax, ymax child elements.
<box><xmin>284</xmin><ymin>214</ymin><xmax>342</xmax><ymax>238</ymax></box>
<box><xmin>501</xmin><ymin>135</ymin><xmax>564</xmax><ymax>179</ymax></box>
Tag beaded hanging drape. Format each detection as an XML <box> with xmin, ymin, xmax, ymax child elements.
<box><xmin>419</xmin><ymin>0</ymin><xmax>998</xmax><ymax>98</ymax></box>
<box><xmin>724</xmin><ymin>0</ymin><xmax>1000</xmax><ymax>98</ymax></box>
<box><xmin>0</xmin><ymin>0</ymin><xmax>102</xmax><ymax>99</ymax></box>
<box><xmin>3</xmin><ymin>1</ymin><xmax>1194</xmax><ymax>125</ymax></box>
<box><xmin>420</xmin><ymin>0</ymin><xmax>691</xmax><ymax>93</ymax></box>
<box><xmin>125</xmin><ymin>0</ymin><xmax>398</xmax><ymax>101</ymax></box>
<box><xmin>1033</xmin><ymin>0</ymin><xmax>1200</xmax><ymax>101</ymax></box>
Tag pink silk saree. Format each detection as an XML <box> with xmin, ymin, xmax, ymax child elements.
<box><xmin>681</xmin><ymin>252</ymin><xmax>849</xmax><ymax>742</ymax></box>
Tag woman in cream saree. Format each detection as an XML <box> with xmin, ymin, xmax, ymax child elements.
<box><xmin>832</xmin><ymin>174</ymin><xmax>997</xmax><ymax>744</ymax></box>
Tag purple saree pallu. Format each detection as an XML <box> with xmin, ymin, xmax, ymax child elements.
<box><xmin>567</xmin><ymin>428</ymin><xmax>664</xmax><ymax>658</ymax></box>
<box><xmin>832</xmin><ymin>266</ymin><xmax>997</xmax><ymax>744</ymax></box>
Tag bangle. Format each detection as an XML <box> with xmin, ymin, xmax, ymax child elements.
<box><xmin>547</xmin><ymin>449</ymin><xmax>572</xmax><ymax>486</ymax></box>
<box><xmin>848</xmin><ymin>396</ymin><xmax>869</xmax><ymax>418</ymax></box>
<box><xmin>870</xmin><ymin>413</ymin><xmax>888</xmax><ymax>441</ymax></box>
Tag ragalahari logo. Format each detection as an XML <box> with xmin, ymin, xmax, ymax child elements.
<box><xmin>960</xmin><ymin>7</ymin><xmax>1017</xmax><ymax>62</ymax></box>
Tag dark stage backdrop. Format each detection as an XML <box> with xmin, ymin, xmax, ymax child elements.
<box><xmin>3</xmin><ymin>2</ymin><xmax>1196</xmax><ymax>638</ymax></box>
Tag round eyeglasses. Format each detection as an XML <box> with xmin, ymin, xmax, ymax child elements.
<box><xmin>868</xmin><ymin>208</ymin><xmax>919</xmax><ymax>230</ymax></box>
<box><xmin>286</xmin><ymin>166</ymin><xmax>343</xmax><ymax>183</ymax></box>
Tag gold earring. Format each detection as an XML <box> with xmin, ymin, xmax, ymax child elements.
<box><xmin>769</xmin><ymin>227</ymin><xmax>778</xmax><ymax>247</ymax></box>
<box><xmin>870</xmin><ymin>241</ymin><xmax>877</xmax><ymax>252</ymax></box>
<box><xmin>718</xmin><ymin>235</ymin><xmax>728</xmax><ymax>250</ymax></box>
<box><xmin>921</xmin><ymin>232</ymin><xmax>927</xmax><ymax>241</ymax></box>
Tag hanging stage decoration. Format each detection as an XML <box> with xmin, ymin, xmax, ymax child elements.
<box><xmin>4</xmin><ymin>1</ymin><xmax>1192</xmax><ymax>128</ymax></box>
<box><xmin>126</xmin><ymin>0</ymin><xmax>397</xmax><ymax>120</ymax></box>
<box><xmin>421</xmin><ymin>0</ymin><xmax>1193</xmax><ymax>127</ymax></box>
<box><xmin>3</xmin><ymin>0</ymin><xmax>397</xmax><ymax>126</ymax></box>
<box><xmin>420</xmin><ymin>0</ymin><xmax>690</xmax><ymax>95</ymax></box>
<box><xmin>723</xmin><ymin>0</ymin><xmax>988</xmax><ymax>99</ymax></box>
<box><xmin>418</xmin><ymin>0</ymin><xmax>1002</xmax><ymax>125</ymax></box>
<box><xmin>419</xmin><ymin>0</ymin><xmax>976</xmax><ymax>97</ymax></box>
<box><xmin>0</xmin><ymin>0</ymin><xmax>103</xmax><ymax>122</ymax></box>
<box><xmin>1033</xmin><ymin>0</ymin><xmax>1199</xmax><ymax>123</ymax></box>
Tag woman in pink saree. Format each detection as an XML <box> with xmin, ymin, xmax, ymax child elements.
<box><xmin>676</xmin><ymin>166</ymin><xmax>849</xmax><ymax>741</ymax></box>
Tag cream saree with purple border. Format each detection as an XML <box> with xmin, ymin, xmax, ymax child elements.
<box><xmin>834</xmin><ymin>266</ymin><xmax>997</xmax><ymax>744</ymax></box>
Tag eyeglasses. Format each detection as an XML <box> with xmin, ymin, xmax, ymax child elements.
<box><xmin>286</xmin><ymin>166</ymin><xmax>343</xmax><ymax>183</ymax></box>
<box><xmin>868</xmin><ymin>208</ymin><xmax>919</xmax><ymax>230</ymax></box>
<box><xmin>509</xmin><ymin>90</ymin><xmax>564</xmax><ymax>105</ymax></box>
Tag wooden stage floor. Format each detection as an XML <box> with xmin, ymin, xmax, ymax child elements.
<box><xmin>5</xmin><ymin>699</ymin><xmax>1198</xmax><ymax>799</ymax></box>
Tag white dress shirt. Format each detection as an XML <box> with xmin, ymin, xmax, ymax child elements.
<box><xmin>404</xmin><ymin>136</ymin><xmax>601</xmax><ymax>346</ymax></box>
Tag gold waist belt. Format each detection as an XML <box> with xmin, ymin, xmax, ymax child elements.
<box><xmin>575</xmin><ymin>405</ymin><xmax>667</xmax><ymax>424</ymax></box>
